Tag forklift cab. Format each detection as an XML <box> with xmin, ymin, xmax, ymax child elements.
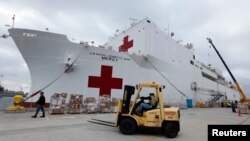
<box><xmin>121</xmin><ymin>85</ymin><xmax>159</xmax><ymax>115</ymax></box>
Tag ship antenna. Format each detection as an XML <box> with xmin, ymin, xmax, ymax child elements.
<box><xmin>12</xmin><ymin>14</ymin><xmax>15</xmax><ymax>28</ymax></box>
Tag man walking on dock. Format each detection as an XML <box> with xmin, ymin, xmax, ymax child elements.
<box><xmin>31</xmin><ymin>92</ymin><xmax>46</xmax><ymax>118</ymax></box>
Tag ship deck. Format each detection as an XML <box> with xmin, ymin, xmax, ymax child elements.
<box><xmin>0</xmin><ymin>108</ymin><xmax>249</xmax><ymax>141</ymax></box>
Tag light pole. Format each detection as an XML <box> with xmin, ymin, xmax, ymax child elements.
<box><xmin>20</xmin><ymin>86</ymin><xmax>23</xmax><ymax>92</ymax></box>
<box><xmin>0</xmin><ymin>74</ymin><xmax>4</xmax><ymax>86</ymax></box>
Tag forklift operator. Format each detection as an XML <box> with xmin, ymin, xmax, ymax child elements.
<box><xmin>138</xmin><ymin>93</ymin><xmax>158</xmax><ymax>114</ymax></box>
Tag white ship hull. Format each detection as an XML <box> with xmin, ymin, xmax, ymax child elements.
<box><xmin>8</xmin><ymin>18</ymin><xmax>239</xmax><ymax>105</ymax></box>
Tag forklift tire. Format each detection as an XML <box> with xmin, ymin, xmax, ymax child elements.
<box><xmin>164</xmin><ymin>122</ymin><xmax>178</xmax><ymax>138</ymax></box>
<box><xmin>119</xmin><ymin>118</ymin><xmax>137</xmax><ymax>135</ymax></box>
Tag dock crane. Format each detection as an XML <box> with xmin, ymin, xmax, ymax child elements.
<box><xmin>207</xmin><ymin>38</ymin><xmax>250</xmax><ymax>103</ymax></box>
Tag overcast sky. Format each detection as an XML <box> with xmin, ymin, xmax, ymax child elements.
<box><xmin>0</xmin><ymin>0</ymin><xmax>249</xmax><ymax>97</ymax></box>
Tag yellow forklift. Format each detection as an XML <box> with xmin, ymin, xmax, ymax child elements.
<box><xmin>89</xmin><ymin>82</ymin><xmax>180</xmax><ymax>138</ymax></box>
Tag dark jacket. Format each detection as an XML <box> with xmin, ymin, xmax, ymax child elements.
<box><xmin>36</xmin><ymin>95</ymin><xmax>45</xmax><ymax>105</ymax></box>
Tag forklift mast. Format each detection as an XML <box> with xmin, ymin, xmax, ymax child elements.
<box><xmin>122</xmin><ymin>85</ymin><xmax>135</xmax><ymax>113</ymax></box>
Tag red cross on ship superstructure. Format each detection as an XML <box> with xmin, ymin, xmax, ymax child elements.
<box><xmin>119</xmin><ymin>35</ymin><xmax>133</xmax><ymax>52</ymax></box>
<box><xmin>88</xmin><ymin>65</ymin><xmax>123</xmax><ymax>97</ymax></box>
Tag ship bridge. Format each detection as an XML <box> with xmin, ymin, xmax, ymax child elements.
<box><xmin>105</xmin><ymin>18</ymin><xmax>195</xmax><ymax>66</ymax></box>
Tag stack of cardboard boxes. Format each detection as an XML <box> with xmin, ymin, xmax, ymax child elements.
<box><xmin>49</xmin><ymin>93</ymin><xmax>67</xmax><ymax>114</ymax></box>
<box><xmin>195</xmin><ymin>101</ymin><xmax>205</xmax><ymax>108</ymax></box>
<box><xmin>83</xmin><ymin>97</ymin><xmax>97</xmax><ymax>113</ymax></box>
<box><xmin>238</xmin><ymin>103</ymin><xmax>250</xmax><ymax>114</ymax></box>
<box><xmin>68</xmin><ymin>94</ymin><xmax>83</xmax><ymax>114</ymax></box>
<box><xmin>111</xmin><ymin>98</ymin><xmax>118</xmax><ymax>112</ymax></box>
<box><xmin>85</xmin><ymin>97</ymin><xmax>96</xmax><ymax>103</ymax></box>
<box><xmin>48</xmin><ymin>95</ymin><xmax>124</xmax><ymax>114</ymax></box>
<box><xmin>98</xmin><ymin>95</ymin><xmax>112</xmax><ymax>113</ymax></box>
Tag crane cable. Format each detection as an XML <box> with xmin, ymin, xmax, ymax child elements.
<box><xmin>142</xmin><ymin>55</ymin><xmax>189</xmax><ymax>98</ymax></box>
<box><xmin>22</xmin><ymin>44</ymin><xmax>86</xmax><ymax>102</ymax></box>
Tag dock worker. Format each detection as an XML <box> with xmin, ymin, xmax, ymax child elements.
<box><xmin>137</xmin><ymin>93</ymin><xmax>158</xmax><ymax>115</ymax></box>
<box><xmin>31</xmin><ymin>91</ymin><xmax>46</xmax><ymax>118</ymax></box>
<box><xmin>231</xmin><ymin>101</ymin><xmax>236</xmax><ymax>113</ymax></box>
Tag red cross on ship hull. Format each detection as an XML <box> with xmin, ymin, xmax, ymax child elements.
<box><xmin>88</xmin><ymin>65</ymin><xmax>123</xmax><ymax>97</ymax></box>
<box><xmin>119</xmin><ymin>35</ymin><xmax>133</xmax><ymax>52</ymax></box>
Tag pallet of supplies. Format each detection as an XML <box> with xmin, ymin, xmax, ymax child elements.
<box><xmin>196</xmin><ymin>101</ymin><xmax>205</xmax><ymax>108</ymax></box>
<box><xmin>238</xmin><ymin>103</ymin><xmax>250</xmax><ymax>114</ymax></box>
<box><xmin>85</xmin><ymin>97</ymin><xmax>96</xmax><ymax>103</ymax></box>
<box><xmin>98</xmin><ymin>95</ymin><xmax>112</xmax><ymax>113</ymax></box>
<box><xmin>111</xmin><ymin>98</ymin><xmax>118</xmax><ymax>112</ymax></box>
<box><xmin>68</xmin><ymin>94</ymin><xmax>83</xmax><ymax>114</ymax></box>
<box><xmin>84</xmin><ymin>97</ymin><xmax>97</xmax><ymax>113</ymax></box>
<box><xmin>49</xmin><ymin>93</ymin><xmax>67</xmax><ymax>114</ymax></box>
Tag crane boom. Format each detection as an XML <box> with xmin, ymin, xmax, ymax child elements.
<box><xmin>207</xmin><ymin>38</ymin><xmax>250</xmax><ymax>102</ymax></box>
